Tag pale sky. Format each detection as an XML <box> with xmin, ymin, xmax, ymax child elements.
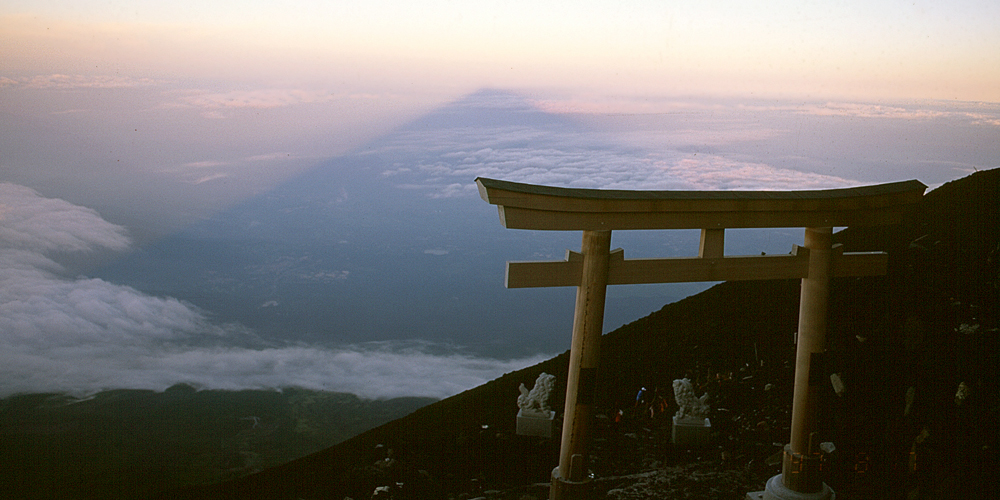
<box><xmin>3</xmin><ymin>0</ymin><xmax>999</xmax><ymax>101</ymax></box>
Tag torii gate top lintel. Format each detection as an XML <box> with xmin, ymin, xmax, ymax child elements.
<box><xmin>476</xmin><ymin>177</ymin><xmax>926</xmax><ymax>230</ymax></box>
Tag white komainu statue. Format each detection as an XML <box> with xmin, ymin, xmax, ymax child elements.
<box><xmin>518</xmin><ymin>372</ymin><xmax>556</xmax><ymax>417</ymax></box>
<box><xmin>672</xmin><ymin>378</ymin><xmax>709</xmax><ymax>420</ymax></box>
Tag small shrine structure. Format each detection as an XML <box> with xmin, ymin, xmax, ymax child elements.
<box><xmin>476</xmin><ymin>177</ymin><xmax>926</xmax><ymax>500</ymax></box>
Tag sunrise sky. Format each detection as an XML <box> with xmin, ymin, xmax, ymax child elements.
<box><xmin>4</xmin><ymin>0</ymin><xmax>998</xmax><ymax>100</ymax></box>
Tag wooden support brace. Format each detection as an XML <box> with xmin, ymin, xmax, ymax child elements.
<box><xmin>699</xmin><ymin>228</ymin><xmax>725</xmax><ymax>258</ymax></box>
<box><xmin>505</xmin><ymin>246</ymin><xmax>887</xmax><ymax>288</ymax></box>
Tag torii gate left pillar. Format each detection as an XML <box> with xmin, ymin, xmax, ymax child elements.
<box><xmin>476</xmin><ymin>177</ymin><xmax>925</xmax><ymax>500</ymax></box>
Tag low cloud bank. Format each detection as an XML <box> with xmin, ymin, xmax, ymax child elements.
<box><xmin>179</xmin><ymin>89</ymin><xmax>336</xmax><ymax>110</ymax></box>
<box><xmin>0</xmin><ymin>74</ymin><xmax>161</xmax><ymax>90</ymax></box>
<box><xmin>0</xmin><ymin>184</ymin><xmax>547</xmax><ymax>399</ymax></box>
<box><xmin>2</xmin><ymin>339</ymin><xmax>550</xmax><ymax>400</ymax></box>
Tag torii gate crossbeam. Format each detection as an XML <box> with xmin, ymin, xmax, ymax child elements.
<box><xmin>476</xmin><ymin>177</ymin><xmax>926</xmax><ymax>500</ymax></box>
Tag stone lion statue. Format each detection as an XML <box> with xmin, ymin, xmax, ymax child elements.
<box><xmin>673</xmin><ymin>378</ymin><xmax>709</xmax><ymax>419</ymax></box>
<box><xmin>518</xmin><ymin>372</ymin><xmax>556</xmax><ymax>417</ymax></box>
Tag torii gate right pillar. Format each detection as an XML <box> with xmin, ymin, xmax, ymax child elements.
<box><xmin>765</xmin><ymin>227</ymin><xmax>836</xmax><ymax>500</ymax></box>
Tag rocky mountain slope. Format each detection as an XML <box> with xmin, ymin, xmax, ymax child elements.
<box><xmin>162</xmin><ymin>168</ymin><xmax>999</xmax><ymax>500</ymax></box>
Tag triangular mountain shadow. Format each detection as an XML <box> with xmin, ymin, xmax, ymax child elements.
<box><xmin>95</xmin><ymin>89</ymin><xmax>702</xmax><ymax>357</ymax></box>
<box><xmin>160</xmin><ymin>169</ymin><xmax>999</xmax><ymax>499</ymax></box>
<box><xmin>399</xmin><ymin>88</ymin><xmax>577</xmax><ymax>130</ymax></box>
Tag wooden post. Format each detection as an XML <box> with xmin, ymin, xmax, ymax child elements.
<box><xmin>551</xmin><ymin>230</ymin><xmax>611</xmax><ymax>500</ymax></box>
<box><xmin>781</xmin><ymin>227</ymin><xmax>833</xmax><ymax>494</ymax></box>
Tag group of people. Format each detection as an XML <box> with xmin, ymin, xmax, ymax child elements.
<box><xmin>612</xmin><ymin>386</ymin><xmax>672</xmax><ymax>423</ymax></box>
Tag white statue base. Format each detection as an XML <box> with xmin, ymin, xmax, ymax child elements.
<box><xmin>517</xmin><ymin>409</ymin><xmax>556</xmax><ymax>438</ymax></box>
<box><xmin>671</xmin><ymin>415</ymin><xmax>711</xmax><ymax>447</ymax></box>
<box><xmin>745</xmin><ymin>474</ymin><xmax>834</xmax><ymax>500</ymax></box>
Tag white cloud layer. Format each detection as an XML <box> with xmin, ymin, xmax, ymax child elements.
<box><xmin>0</xmin><ymin>184</ymin><xmax>546</xmax><ymax>399</ymax></box>
<box><xmin>0</xmin><ymin>183</ymin><xmax>130</xmax><ymax>254</ymax></box>
<box><xmin>179</xmin><ymin>89</ymin><xmax>336</xmax><ymax>109</ymax></box>
<box><xmin>378</xmin><ymin>119</ymin><xmax>857</xmax><ymax>197</ymax></box>
<box><xmin>533</xmin><ymin>95</ymin><xmax>1000</xmax><ymax>126</ymax></box>
<box><xmin>0</xmin><ymin>74</ymin><xmax>161</xmax><ymax>89</ymax></box>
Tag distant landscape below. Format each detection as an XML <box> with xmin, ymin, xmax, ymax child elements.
<box><xmin>0</xmin><ymin>385</ymin><xmax>436</xmax><ymax>500</ymax></box>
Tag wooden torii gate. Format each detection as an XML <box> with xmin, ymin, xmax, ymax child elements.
<box><xmin>476</xmin><ymin>177</ymin><xmax>926</xmax><ymax>500</ymax></box>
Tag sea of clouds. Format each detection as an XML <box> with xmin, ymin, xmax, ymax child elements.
<box><xmin>0</xmin><ymin>94</ymin><xmax>866</xmax><ymax>400</ymax></box>
<box><xmin>0</xmin><ymin>183</ymin><xmax>547</xmax><ymax>399</ymax></box>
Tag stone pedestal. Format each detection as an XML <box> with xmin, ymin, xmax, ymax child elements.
<box><xmin>517</xmin><ymin>409</ymin><xmax>556</xmax><ymax>438</ymax></box>
<box><xmin>671</xmin><ymin>416</ymin><xmax>711</xmax><ymax>447</ymax></box>
<box><xmin>747</xmin><ymin>474</ymin><xmax>833</xmax><ymax>500</ymax></box>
